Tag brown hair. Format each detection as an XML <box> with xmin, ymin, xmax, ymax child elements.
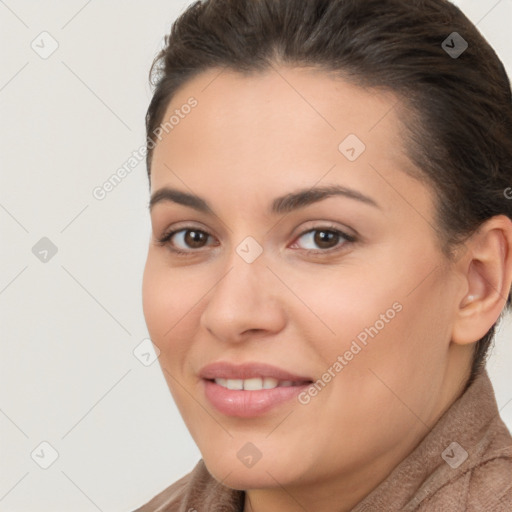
<box><xmin>145</xmin><ymin>0</ymin><xmax>512</xmax><ymax>389</ymax></box>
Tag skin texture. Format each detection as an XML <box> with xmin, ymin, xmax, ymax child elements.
<box><xmin>142</xmin><ymin>66</ymin><xmax>512</xmax><ymax>512</ymax></box>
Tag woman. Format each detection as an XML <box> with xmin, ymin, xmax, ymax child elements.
<box><xmin>135</xmin><ymin>0</ymin><xmax>512</xmax><ymax>510</ymax></box>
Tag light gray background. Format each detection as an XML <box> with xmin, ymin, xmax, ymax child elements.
<box><xmin>1</xmin><ymin>1</ymin><xmax>511</xmax><ymax>511</ymax></box>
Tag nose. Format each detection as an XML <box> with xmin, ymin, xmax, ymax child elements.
<box><xmin>199</xmin><ymin>250</ymin><xmax>287</xmax><ymax>344</ymax></box>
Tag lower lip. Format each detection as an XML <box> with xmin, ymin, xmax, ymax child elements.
<box><xmin>203</xmin><ymin>379</ymin><xmax>311</xmax><ymax>417</ymax></box>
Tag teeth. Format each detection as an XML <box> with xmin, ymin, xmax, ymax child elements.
<box><xmin>244</xmin><ymin>377</ymin><xmax>265</xmax><ymax>390</ymax></box>
<box><xmin>226</xmin><ymin>379</ymin><xmax>243</xmax><ymax>390</ymax></box>
<box><xmin>213</xmin><ymin>377</ymin><xmax>297</xmax><ymax>390</ymax></box>
<box><xmin>263</xmin><ymin>377</ymin><xmax>279</xmax><ymax>389</ymax></box>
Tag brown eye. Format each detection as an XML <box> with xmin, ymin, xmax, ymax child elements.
<box><xmin>292</xmin><ymin>227</ymin><xmax>356</xmax><ymax>253</ymax></box>
<box><xmin>157</xmin><ymin>228</ymin><xmax>214</xmax><ymax>253</ymax></box>
<box><xmin>182</xmin><ymin>230</ymin><xmax>209</xmax><ymax>248</ymax></box>
<box><xmin>313</xmin><ymin>230</ymin><xmax>339</xmax><ymax>249</ymax></box>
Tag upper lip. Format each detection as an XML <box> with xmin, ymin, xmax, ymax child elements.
<box><xmin>199</xmin><ymin>362</ymin><xmax>313</xmax><ymax>382</ymax></box>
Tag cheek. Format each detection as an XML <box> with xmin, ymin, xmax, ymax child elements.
<box><xmin>142</xmin><ymin>256</ymin><xmax>169</xmax><ymax>338</ymax></box>
<box><xmin>142</xmin><ymin>254</ymin><xmax>193</xmax><ymax>342</ymax></box>
<box><xmin>325</xmin><ymin>271</ymin><xmax>452</xmax><ymax>420</ymax></box>
<box><xmin>292</xmin><ymin>267</ymin><xmax>401</xmax><ymax>350</ymax></box>
<box><xmin>142</xmin><ymin>253</ymin><xmax>208</xmax><ymax>382</ymax></box>
<box><xmin>303</xmin><ymin>257</ymin><xmax>448</xmax><ymax>380</ymax></box>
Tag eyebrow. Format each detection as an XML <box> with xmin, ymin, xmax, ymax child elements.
<box><xmin>148</xmin><ymin>184</ymin><xmax>381</xmax><ymax>215</ymax></box>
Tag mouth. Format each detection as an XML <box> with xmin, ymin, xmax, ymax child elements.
<box><xmin>199</xmin><ymin>361</ymin><xmax>314</xmax><ymax>417</ymax></box>
<box><xmin>199</xmin><ymin>361</ymin><xmax>313</xmax><ymax>382</ymax></box>
<box><xmin>209</xmin><ymin>377</ymin><xmax>312</xmax><ymax>390</ymax></box>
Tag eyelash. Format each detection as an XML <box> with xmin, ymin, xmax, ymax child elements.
<box><xmin>156</xmin><ymin>224</ymin><xmax>357</xmax><ymax>257</ymax></box>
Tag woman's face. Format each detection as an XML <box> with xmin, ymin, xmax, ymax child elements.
<box><xmin>142</xmin><ymin>66</ymin><xmax>472</xmax><ymax>494</ymax></box>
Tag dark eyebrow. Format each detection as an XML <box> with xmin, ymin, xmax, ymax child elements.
<box><xmin>149</xmin><ymin>184</ymin><xmax>381</xmax><ymax>214</ymax></box>
<box><xmin>271</xmin><ymin>184</ymin><xmax>381</xmax><ymax>214</ymax></box>
<box><xmin>149</xmin><ymin>187</ymin><xmax>212</xmax><ymax>214</ymax></box>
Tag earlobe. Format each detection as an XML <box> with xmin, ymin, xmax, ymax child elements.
<box><xmin>451</xmin><ymin>215</ymin><xmax>512</xmax><ymax>346</ymax></box>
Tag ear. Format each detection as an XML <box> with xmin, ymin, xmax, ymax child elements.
<box><xmin>451</xmin><ymin>214</ymin><xmax>512</xmax><ymax>346</ymax></box>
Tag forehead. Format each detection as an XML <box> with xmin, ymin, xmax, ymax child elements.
<box><xmin>149</xmin><ymin>66</ymin><xmax>431</xmax><ymax>220</ymax></box>
<box><xmin>153</xmin><ymin>65</ymin><xmax>403</xmax><ymax>153</ymax></box>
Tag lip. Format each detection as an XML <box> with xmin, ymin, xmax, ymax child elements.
<box><xmin>199</xmin><ymin>361</ymin><xmax>313</xmax><ymax>418</ymax></box>
<box><xmin>199</xmin><ymin>361</ymin><xmax>312</xmax><ymax>381</ymax></box>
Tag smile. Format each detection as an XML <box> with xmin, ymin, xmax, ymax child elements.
<box><xmin>213</xmin><ymin>377</ymin><xmax>309</xmax><ymax>390</ymax></box>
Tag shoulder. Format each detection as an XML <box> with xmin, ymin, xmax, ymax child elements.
<box><xmin>463</xmin><ymin>410</ymin><xmax>512</xmax><ymax>510</ymax></box>
<box><xmin>381</xmin><ymin>370</ymin><xmax>512</xmax><ymax>512</ymax></box>
<box><xmin>131</xmin><ymin>466</ymin><xmax>194</xmax><ymax>512</ymax></box>
<box><xmin>417</xmin><ymin>416</ymin><xmax>512</xmax><ymax>512</ymax></box>
<box><xmin>416</xmin><ymin>453</ymin><xmax>512</xmax><ymax>511</ymax></box>
<box><xmin>465</xmin><ymin>453</ymin><xmax>512</xmax><ymax>510</ymax></box>
<box><xmin>132</xmin><ymin>459</ymin><xmax>244</xmax><ymax>512</ymax></box>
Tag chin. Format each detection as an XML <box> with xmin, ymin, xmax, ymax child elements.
<box><xmin>191</xmin><ymin>423</ymin><xmax>313</xmax><ymax>489</ymax></box>
<box><xmin>203</xmin><ymin>457</ymin><xmax>289</xmax><ymax>490</ymax></box>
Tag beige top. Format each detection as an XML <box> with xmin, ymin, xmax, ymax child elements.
<box><xmin>133</xmin><ymin>369</ymin><xmax>512</xmax><ymax>511</ymax></box>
